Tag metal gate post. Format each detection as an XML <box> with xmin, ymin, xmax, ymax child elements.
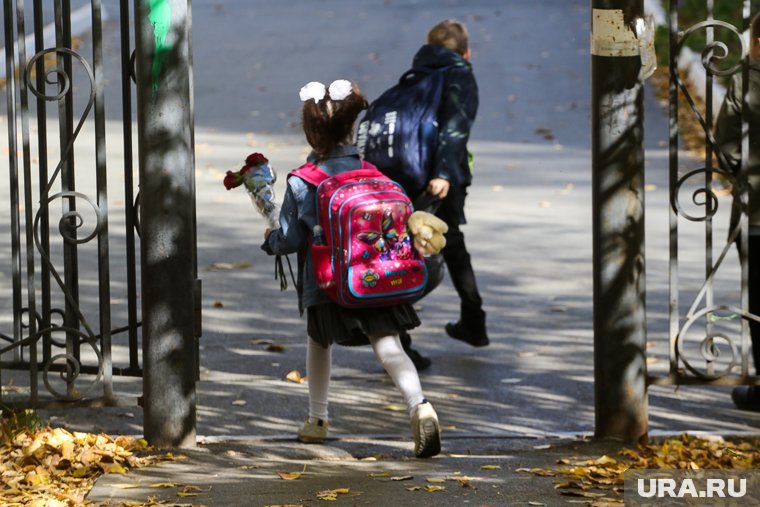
<box><xmin>134</xmin><ymin>0</ymin><xmax>197</xmax><ymax>448</ymax></box>
<box><xmin>591</xmin><ymin>0</ymin><xmax>648</xmax><ymax>442</ymax></box>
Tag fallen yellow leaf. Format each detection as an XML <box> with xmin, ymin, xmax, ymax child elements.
<box><xmin>278</xmin><ymin>471</ymin><xmax>303</xmax><ymax>481</ymax></box>
<box><xmin>480</xmin><ymin>464</ymin><xmax>501</xmax><ymax>470</ymax></box>
<box><xmin>180</xmin><ymin>484</ymin><xmax>207</xmax><ymax>493</ymax></box>
<box><xmin>286</xmin><ymin>370</ymin><xmax>306</xmax><ymax>384</ymax></box>
<box><xmin>99</xmin><ymin>462</ymin><xmax>128</xmax><ymax>474</ymax></box>
<box><xmin>588</xmin><ymin>455</ymin><xmax>617</xmax><ymax>466</ymax></box>
<box><xmin>516</xmin><ymin>467</ymin><xmax>556</xmax><ymax>476</ymax></box>
<box><xmin>559</xmin><ymin>490</ymin><xmax>605</xmax><ymax>498</ymax></box>
<box><xmin>316</xmin><ymin>488</ymin><xmax>350</xmax><ymax>500</ymax></box>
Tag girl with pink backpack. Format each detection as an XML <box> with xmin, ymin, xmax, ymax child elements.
<box><xmin>262</xmin><ymin>79</ymin><xmax>441</xmax><ymax>458</ymax></box>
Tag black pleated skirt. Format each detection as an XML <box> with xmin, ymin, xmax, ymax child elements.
<box><xmin>307</xmin><ymin>301</ymin><xmax>421</xmax><ymax>347</ymax></box>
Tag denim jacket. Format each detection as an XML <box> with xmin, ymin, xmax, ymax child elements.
<box><xmin>263</xmin><ymin>144</ymin><xmax>363</xmax><ymax>311</ymax></box>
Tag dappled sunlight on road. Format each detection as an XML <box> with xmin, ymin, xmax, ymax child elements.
<box><xmin>26</xmin><ymin>127</ymin><xmax>760</xmax><ymax>440</ymax></box>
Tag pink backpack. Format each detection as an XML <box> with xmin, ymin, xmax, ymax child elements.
<box><xmin>290</xmin><ymin>160</ymin><xmax>427</xmax><ymax>308</ymax></box>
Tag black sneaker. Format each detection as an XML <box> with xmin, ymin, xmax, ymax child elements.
<box><xmin>731</xmin><ymin>386</ymin><xmax>760</xmax><ymax>412</ymax></box>
<box><xmin>404</xmin><ymin>346</ymin><xmax>432</xmax><ymax>371</ymax></box>
<box><xmin>445</xmin><ymin>321</ymin><xmax>489</xmax><ymax>347</ymax></box>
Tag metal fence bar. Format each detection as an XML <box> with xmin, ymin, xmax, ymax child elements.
<box><xmin>32</xmin><ymin>0</ymin><xmax>52</xmax><ymax>368</ymax></box>
<box><xmin>4</xmin><ymin>0</ymin><xmax>23</xmax><ymax>370</ymax></box>
<box><xmin>89</xmin><ymin>0</ymin><xmax>113</xmax><ymax>400</ymax></box>
<box><xmin>120</xmin><ymin>0</ymin><xmax>140</xmax><ymax>372</ymax></box>
<box><xmin>53</xmin><ymin>0</ymin><xmax>81</xmax><ymax>389</ymax></box>
<box><xmin>739</xmin><ymin>0</ymin><xmax>751</xmax><ymax>378</ymax></box>
<box><xmin>704</xmin><ymin>0</ymin><xmax>715</xmax><ymax>379</ymax></box>
<box><xmin>15</xmin><ymin>0</ymin><xmax>39</xmax><ymax>400</ymax></box>
<box><xmin>668</xmin><ymin>0</ymin><xmax>680</xmax><ymax>379</ymax></box>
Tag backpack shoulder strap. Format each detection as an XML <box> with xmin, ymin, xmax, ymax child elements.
<box><xmin>291</xmin><ymin>160</ymin><xmax>386</xmax><ymax>186</ymax></box>
<box><xmin>289</xmin><ymin>162</ymin><xmax>330</xmax><ymax>187</ymax></box>
<box><xmin>359</xmin><ymin>160</ymin><xmax>382</xmax><ymax>172</ymax></box>
<box><xmin>327</xmin><ymin>161</ymin><xmax>387</xmax><ymax>185</ymax></box>
<box><xmin>398</xmin><ymin>64</ymin><xmax>454</xmax><ymax>85</ymax></box>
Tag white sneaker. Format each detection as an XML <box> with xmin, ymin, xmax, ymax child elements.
<box><xmin>410</xmin><ymin>400</ymin><xmax>440</xmax><ymax>458</ymax></box>
<box><xmin>297</xmin><ymin>417</ymin><xmax>328</xmax><ymax>443</ymax></box>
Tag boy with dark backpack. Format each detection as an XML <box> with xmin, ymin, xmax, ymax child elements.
<box><xmin>358</xmin><ymin>19</ymin><xmax>488</xmax><ymax>369</ymax></box>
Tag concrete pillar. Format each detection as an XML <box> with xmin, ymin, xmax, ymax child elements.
<box><xmin>134</xmin><ymin>0</ymin><xmax>197</xmax><ymax>448</ymax></box>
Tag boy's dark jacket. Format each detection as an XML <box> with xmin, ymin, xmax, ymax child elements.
<box><xmin>412</xmin><ymin>44</ymin><xmax>479</xmax><ymax>192</ymax></box>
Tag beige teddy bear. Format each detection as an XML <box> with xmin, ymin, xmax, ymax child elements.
<box><xmin>407</xmin><ymin>211</ymin><xmax>448</xmax><ymax>257</ymax></box>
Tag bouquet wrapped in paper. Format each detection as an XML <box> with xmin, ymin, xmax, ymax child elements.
<box><xmin>224</xmin><ymin>152</ymin><xmax>293</xmax><ymax>290</ymax></box>
<box><xmin>224</xmin><ymin>152</ymin><xmax>280</xmax><ymax>228</ymax></box>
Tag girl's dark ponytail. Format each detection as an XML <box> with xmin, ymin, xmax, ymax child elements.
<box><xmin>302</xmin><ymin>82</ymin><xmax>368</xmax><ymax>160</ymax></box>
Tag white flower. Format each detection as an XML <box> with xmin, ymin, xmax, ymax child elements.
<box><xmin>328</xmin><ymin>79</ymin><xmax>353</xmax><ymax>101</ymax></box>
<box><xmin>299</xmin><ymin>81</ymin><xmax>326</xmax><ymax>103</ymax></box>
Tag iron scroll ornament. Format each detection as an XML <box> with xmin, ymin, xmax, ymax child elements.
<box><xmin>7</xmin><ymin>47</ymin><xmax>105</xmax><ymax>400</ymax></box>
<box><xmin>28</xmin><ymin>192</ymin><xmax>105</xmax><ymax>399</ymax></box>
<box><xmin>24</xmin><ymin>48</ymin><xmax>96</xmax><ymax>196</ymax></box>
<box><xmin>670</xmin><ymin>19</ymin><xmax>748</xmax><ymax>182</ymax></box>
<box><xmin>0</xmin><ymin>326</ymin><xmax>103</xmax><ymax>401</ymax></box>
<box><xmin>675</xmin><ymin>305</ymin><xmax>760</xmax><ymax>380</ymax></box>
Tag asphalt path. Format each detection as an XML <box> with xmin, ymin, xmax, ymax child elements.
<box><xmin>0</xmin><ymin>0</ymin><xmax>758</xmax><ymax>441</ymax></box>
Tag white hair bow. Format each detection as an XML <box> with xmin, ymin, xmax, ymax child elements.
<box><xmin>299</xmin><ymin>79</ymin><xmax>353</xmax><ymax>103</ymax></box>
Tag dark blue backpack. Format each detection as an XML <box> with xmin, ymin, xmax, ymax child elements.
<box><xmin>356</xmin><ymin>66</ymin><xmax>451</xmax><ymax>198</ymax></box>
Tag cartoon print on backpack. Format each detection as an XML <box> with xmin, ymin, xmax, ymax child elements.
<box><xmin>357</xmin><ymin>230</ymin><xmax>386</xmax><ymax>253</ymax></box>
<box><xmin>361</xmin><ymin>270</ymin><xmax>380</xmax><ymax>288</ymax></box>
<box><xmin>356</xmin><ymin>207</ymin><xmax>414</xmax><ymax>261</ymax></box>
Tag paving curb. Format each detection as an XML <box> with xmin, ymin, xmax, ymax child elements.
<box><xmin>87</xmin><ymin>436</ymin><xmax>630</xmax><ymax>507</ymax></box>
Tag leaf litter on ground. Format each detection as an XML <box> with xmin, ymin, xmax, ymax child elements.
<box><xmin>518</xmin><ymin>434</ymin><xmax>760</xmax><ymax>505</ymax></box>
<box><xmin>0</xmin><ymin>424</ymin><xmax>186</xmax><ymax>506</ymax></box>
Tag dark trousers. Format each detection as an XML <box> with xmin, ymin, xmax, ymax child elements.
<box><xmin>749</xmin><ymin>235</ymin><xmax>760</xmax><ymax>374</ymax></box>
<box><xmin>400</xmin><ymin>189</ymin><xmax>485</xmax><ymax>351</ymax></box>
<box><xmin>440</xmin><ymin>222</ymin><xmax>486</xmax><ymax>330</ymax></box>
<box><xmin>436</xmin><ymin>189</ymin><xmax>486</xmax><ymax>331</ymax></box>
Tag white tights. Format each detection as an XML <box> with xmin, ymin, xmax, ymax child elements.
<box><xmin>306</xmin><ymin>334</ymin><xmax>425</xmax><ymax>421</ymax></box>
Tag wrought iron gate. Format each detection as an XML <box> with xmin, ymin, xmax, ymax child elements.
<box><xmin>652</xmin><ymin>0</ymin><xmax>760</xmax><ymax>386</ymax></box>
<box><xmin>0</xmin><ymin>0</ymin><xmax>142</xmax><ymax>408</ymax></box>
